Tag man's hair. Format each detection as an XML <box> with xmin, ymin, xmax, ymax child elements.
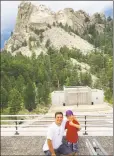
<box><xmin>55</xmin><ymin>112</ymin><xmax>63</xmax><ymax>118</ymax></box>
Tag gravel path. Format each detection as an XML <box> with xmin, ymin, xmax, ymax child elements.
<box><xmin>1</xmin><ymin>136</ymin><xmax>113</xmax><ymax>155</ymax></box>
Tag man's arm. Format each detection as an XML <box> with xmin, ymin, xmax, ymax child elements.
<box><xmin>46</xmin><ymin>126</ymin><xmax>56</xmax><ymax>155</ymax></box>
<box><xmin>47</xmin><ymin>139</ymin><xmax>56</xmax><ymax>156</ymax></box>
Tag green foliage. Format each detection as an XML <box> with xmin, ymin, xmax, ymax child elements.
<box><xmin>45</xmin><ymin>39</ymin><xmax>51</xmax><ymax>48</ymax></box>
<box><xmin>1</xmin><ymin>87</ymin><xmax>8</xmax><ymax>111</ymax></box>
<box><xmin>30</xmin><ymin>27</ymin><xmax>45</xmax><ymax>36</ymax></box>
<box><xmin>107</xmin><ymin>16</ymin><xmax>112</xmax><ymax>22</ymax></box>
<box><xmin>85</xmin><ymin>17</ymin><xmax>90</xmax><ymax>22</ymax></box>
<box><xmin>39</xmin><ymin>33</ymin><xmax>44</xmax><ymax>42</ymax></box>
<box><xmin>36</xmin><ymin>41</ymin><xmax>40</xmax><ymax>47</ymax></box>
<box><xmin>22</xmin><ymin>40</ymin><xmax>27</xmax><ymax>47</ymax></box>
<box><xmin>8</xmin><ymin>88</ymin><xmax>23</xmax><ymax>114</ymax></box>
<box><xmin>80</xmin><ymin>72</ymin><xmax>92</xmax><ymax>87</ymax></box>
<box><xmin>11</xmin><ymin>31</ymin><xmax>13</xmax><ymax>36</ymax></box>
<box><xmin>15</xmin><ymin>75</ymin><xmax>25</xmax><ymax>95</ymax></box>
<box><xmin>83</xmin><ymin>17</ymin><xmax>112</xmax><ymax>49</ymax></box>
<box><xmin>29</xmin><ymin>36</ymin><xmax>36</xmax><ymax>42</ymax></box>
<box><xmin>24</xmin><ymin>80</ymin><xmax>36</xmax><ymax>112</ymax></box>
<box><xmin>47</xmin><ymin>24</ymin><xmax>51</xmax><ymax>28</ymax></box>
<box><xmin>94</xmin><ymin>13</ymin><xmax>104</xmax><ymax>24</ymax></box>
<box><xmin>58</xmin><ymin>22</ymin><xmax>79</xmax><ymax>35</ymax></box>
<box><xmin>53</xmin><ymin>22</ymin><xmax>56</xmax><ymax>26</ymax></box>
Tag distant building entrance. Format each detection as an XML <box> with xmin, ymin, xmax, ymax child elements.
<box><xmin>51</xmin><ymin>86</ymin><xmax>104</xmax><ymax>106</ymax></box>
<box><xmin>64</xmin><ymin>86</ymin><xmax>91</xmax><ymax>105</ymax></box>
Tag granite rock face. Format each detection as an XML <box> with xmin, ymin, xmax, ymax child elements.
<box><xmin>4</xmin><ymin>1</ymin><xmax>107</xmax><ymax>56</ymax></box>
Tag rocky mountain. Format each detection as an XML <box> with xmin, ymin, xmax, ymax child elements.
<box><xmin>3</xmin><ymin>1</ymin><xmax>109</xmax><ymax>57</ymax></box>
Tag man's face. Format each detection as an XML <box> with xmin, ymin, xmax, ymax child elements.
<box><xmin>55</xmin><ymin>114</ymin><xmax>63</xmax><ymax>125</ymax></box>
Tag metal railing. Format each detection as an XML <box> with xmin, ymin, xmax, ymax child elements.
<box><xmin>1</xmin><ymin>113</ymin><xmax>113</xmax><ymax>136</ymax></box>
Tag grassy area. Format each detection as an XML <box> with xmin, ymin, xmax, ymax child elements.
<box><xmin>104</xmin><ymin>97</ymin><xmax>113</xmax><ymax>105</ymax></box>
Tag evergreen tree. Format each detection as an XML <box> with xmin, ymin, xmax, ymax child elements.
<box><xmin>1</xmin><ymin>87</ymin><xmax>8</xmax><ymax>111</ymax></box>
<box><xmin>15</xmin><ymin>75</ymin><xmax>25</xmax><ymax>96</ymax></box>
<box><xmin>8</xmin><ymin>88</ymin><xmax>23</xmax><ymax>114</ymax></box>
<box><xmin>45</xmin><ymin>39</ymin><xmax>51</xmax><ymax>48</ymax></box>
<box><xmin>24</xmin><ymin>80</ymin><xmax>36</xmax><ymax>111</ymax></box>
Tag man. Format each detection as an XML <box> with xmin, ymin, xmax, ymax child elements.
<box><xmin>43</xmin><ymin>112</ymin><xmax>73</xmax><ymax>156</ymax></box>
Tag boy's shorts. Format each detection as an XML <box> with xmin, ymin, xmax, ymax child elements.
<box><xmin>67</xmin><ymin>141</ymin><xmax>78</xmax><ymax>152</ymax></box>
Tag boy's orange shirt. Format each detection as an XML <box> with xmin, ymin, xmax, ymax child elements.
<box><xmin>65</xmin><ymin>119</ymin><xmax>79</xmax><ymax>143</ymax></box>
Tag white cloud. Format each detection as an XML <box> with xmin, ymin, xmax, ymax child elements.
<box><xmin>1</xmin><ymin>1</ymin><xmax>113</xmax><ymax>32</ymax></box>
<box><xmin>32</xmin><ymin>1</ymin><xmax>113</xmax><ymax>14</ymax></box>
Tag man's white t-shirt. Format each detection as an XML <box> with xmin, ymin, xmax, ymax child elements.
<box><xmin>43</xmin><ymin>119</ymin><xmax>67</xmax><ymax>151</ymax></box>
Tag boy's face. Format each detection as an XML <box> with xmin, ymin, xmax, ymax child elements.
<box><xmin>66</xmin><ymin>115</ymin><xmax>73</xmax><ymax>121</ymax></box>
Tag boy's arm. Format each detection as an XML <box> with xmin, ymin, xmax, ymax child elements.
<box><xmin>73</xmin><ymin>116</ymin><xmax>78</xmax><ymax>122</ymax></box>
<box><xmin>65</xmin><ymin>121</ymin><xmax>68</xmax><ymax>129</ymax></box>
<box><xmin>69</xmin><ymin>121</ymin><xmax>81</xmax><ymax>129</ymax></box>
<box><xmin>73</xmin><ymin>117</ymin><xmax>81</xmax><ymax>130</ymax></box>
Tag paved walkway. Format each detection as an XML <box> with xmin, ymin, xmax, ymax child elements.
<box><xmin>49</xmin><ymin>103</ymin><xmax>113</xmax><ymax>113</ymax></box>
<box><xmin>1</xmin><ymin>136</ymin><xmax>113</xmax><ymax>155</ymax></box>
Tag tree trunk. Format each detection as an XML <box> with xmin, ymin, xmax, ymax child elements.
<box><xmin>58</xmin><ymin>79</ymin><xmax>60</xmax><ymax>89</ymax></box>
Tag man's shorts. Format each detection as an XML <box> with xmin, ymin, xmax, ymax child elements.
<box><xmin>44</xmin><ymin>143</ymin><xmax>72</xmax><ymax>156</ymax></box>
<box><xmin>67</xmin><ymin>141</ymin><xmax>78</xmax><ymax>152</ymax></box>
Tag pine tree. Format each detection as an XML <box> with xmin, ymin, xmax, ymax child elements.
<box><xmin>65</xmin><ymin>77</ymin><xmax>70</xmax><ymax>86</ymax></box>
<box><xmin>24</xmin><ymin>80</ymin><xmax>36</xmax><ymax>111</ymax></box>
<box><xmin>1</xmin><ymin>86</ymin><xmax>8</xmax><ymax>111</ymax></box>
<box><xmin>8</xmin><ymin>88</ymin><xmax>23</xmax><ymax>115</ymax></box>
<box><xmin>45</xmin><ymin>39</ymin><xmax>51</xmax><ymax>48</ymax></box>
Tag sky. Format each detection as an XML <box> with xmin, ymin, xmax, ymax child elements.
<box><xmin>1</xmin><ymin>1</ymin><xmax>113</xmax><ymax>49</ymax></box>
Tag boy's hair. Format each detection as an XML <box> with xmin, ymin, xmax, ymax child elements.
<box><xmin>55</xmin><ymin>112</ymin><xmax>63</xmax><ymax>118</ymax></box>
<box><xmin>66</xmin><ymin>110</ymin><xmax>73</xmax><ymax>116</ymax></box>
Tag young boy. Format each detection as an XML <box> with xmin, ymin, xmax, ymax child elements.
<box><xmin>65</xmin><ymin>110</ymin><xmax>81</xmax><ymax>155</ymax></box>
